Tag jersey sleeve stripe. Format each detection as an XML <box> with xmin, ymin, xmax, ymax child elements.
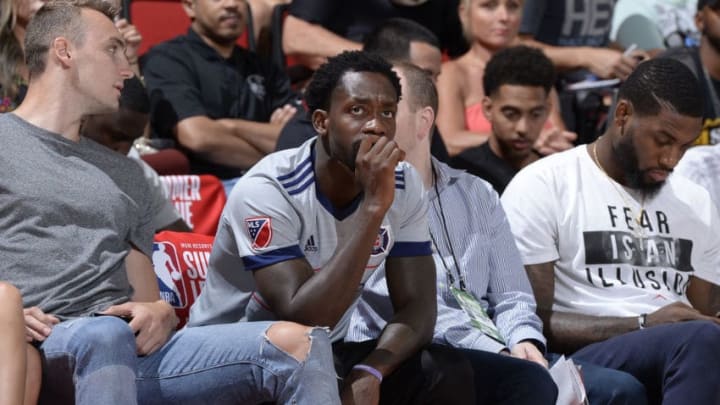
<box><xmin>280</xmin><ymin>164</ymin><xmax>313</xmax><ymax>189</ymax></box>
<box><xmin>241</xmin><ymin>245</ymin><xmax>304</xmax><ymax>270</ymax></box>
<box><xmin>276</xmin><ymin>156</ymin><xmax>312</xmax><ymax>181</ymax></box>
<box><xmin>287</xmin><ymin>176</ymin><xmax>315</xmax><ymax>195</ymax></box>
<box><xmin>388</xmin><ymin>241</ymin><xmax>432</xmax><ymax>257</ymax></box>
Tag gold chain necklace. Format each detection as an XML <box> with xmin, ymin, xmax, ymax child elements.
<box><xmin>591</xmin><ymin>140</ymin><xmax>646</xmax><ymax>237</ymax></box>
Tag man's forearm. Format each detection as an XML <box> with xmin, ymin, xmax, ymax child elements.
<box><xmin>518</xmin><ymin>36</ymin><xmax>585</xmax><ymax>72</ymax></box>
<box><xmin>218</xmin><ymin>118</ymin><xmax>282</xmax><ymax>155</ymax></box>
<box><xmin>687</xmin><ymin>276</ymin><xmax>720</xmax><ymax>317</ymax></box>
<box><xmin>177</xmin><ymin>116</ymin><xmax>280</xmax><ymax>169</ymax></box>
<box><xmin>282</xmin><ymin>15</ymin><xmax>362</xmax><ymax>62</ymax></box>
<box><xmin>274</xmin><ymin>204</ymin><xmax>387</xmax><ymax>327</ymax></box>
<box><xmin>541</xmin><ymin>309</ymin><xmax>639</xmax><ymax>353</ymax></box>
<box><xmin>193</xmin><ymin>135</ymin><xmax>264</xmax><ymax>169</ymax></box>
<box><xmin>125</xmin><ymin>248</ymin><xmax>161</xmax><ymax>302</ymax></box>
<box><xmin>360</xmin><ymin>315</ymin><xmax>434</xmax><ymax>377</ymax></box>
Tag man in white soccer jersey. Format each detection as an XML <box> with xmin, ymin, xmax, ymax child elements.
<box><xmin>502</xmin><ymin>58</ymin><xmax>720</xmax><ymax>404</ymax></box>
<box><xmin>189</xmin><ymin>50</ymin><xmax>475</xmax><ymax>404</ymax></box>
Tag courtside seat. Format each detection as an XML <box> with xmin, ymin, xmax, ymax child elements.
<box><xmin>159</xmin><ymin>174</ymin><xmax>227</xmax><ymax>236</ymax></box>
<box><xmin>152</xmin><ymin>231</ymin><xmax>214</xmax><ymax>328</ymax></box>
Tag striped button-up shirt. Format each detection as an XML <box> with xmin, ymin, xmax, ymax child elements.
<box><xmin>346</xmin><ymin>159</ymin><xmax>545</xmax><ymax>353</ymax></box>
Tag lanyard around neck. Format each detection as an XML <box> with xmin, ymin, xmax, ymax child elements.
<box><xmin>429</xmin><ymin>164</ymin><xmax>467</xmax><ymax>291</ymax></box>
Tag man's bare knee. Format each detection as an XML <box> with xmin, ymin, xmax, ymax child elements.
<box><xmin>266</xmin><ymin>321</ymin><xmax>314</xmax><ymax>362</ymax></box>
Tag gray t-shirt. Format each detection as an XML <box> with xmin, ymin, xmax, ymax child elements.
<box><xmin>0</xmin><ymin>113</ymin><xmax>154</xmax><ymax>318</ymax></box>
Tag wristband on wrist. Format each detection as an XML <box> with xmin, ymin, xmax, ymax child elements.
<box><xmin>352</xmin><ymin>364</ymin><xmax>383</xmax><ymax>383</ymax></box>
<box><xmin>638</xmin><ymin>313</ymin><xmax>648</xmax><ymax>330</ymax></box>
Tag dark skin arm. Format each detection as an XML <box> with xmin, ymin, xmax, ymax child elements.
<box><xmin>251</xmin><ymin>200</ymin><xmax>386</xmax><ymax>327</ymax></box>
<box><xmin>358</xmin><ymin>255</ymin><xmax>436</xmax><ymax>371</ymax></box>
<box><xmin>526</xmin><ymin>262</ymin><xmax>720</xmax><ymax>354</ymax></box>
<box><xmin>341</xmin><ymin>255</ymin><xmax>436</xmax><ymax>404</ymax></box>
<box><xmin>687</xmin><ymin>276</ymin><xmax>720</xmax><ymax>317</ymax></box>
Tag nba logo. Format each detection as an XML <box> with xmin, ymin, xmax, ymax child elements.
<box><xmin>245</xmin><ymin>216</ymin><xmax>273</xmax><ymax>249</ymax></box>
<box><xmin>152</xmin><ymin>242</ymin><xmax>188</xmax><ymax>308</ymax></box>
<box><xmin>371</xmin><ymin>227</ymin><xmax>390</xmax><ymax>256</ymax></box>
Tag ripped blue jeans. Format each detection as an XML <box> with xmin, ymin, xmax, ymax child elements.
<box><xmin>39</xmin><ymin>316</ymin><xmax>339</xmax><ymax>404</ymax></box>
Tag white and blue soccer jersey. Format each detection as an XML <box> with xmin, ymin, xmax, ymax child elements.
<box><xmin>188</xmin><ymin>138</ymin><xmax>432</xmax><ymax>340</ymax></box>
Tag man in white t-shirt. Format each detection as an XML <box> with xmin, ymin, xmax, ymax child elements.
<box><xmin>502</xmin><ymin>58</ymin><xmax>720</xmax><ymax>404</ymax></box>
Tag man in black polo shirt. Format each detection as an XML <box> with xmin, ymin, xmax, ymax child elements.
<box><xmin>144</xmin><ymin>0</ymin><xmax>298</xmax><ymax>188</ymax></box>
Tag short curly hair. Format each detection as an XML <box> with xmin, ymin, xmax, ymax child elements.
<box><xmin>305</xmin><ymin>50</ymin><xmax>402</xmax><ymax>115</ymax></box>
<box><xmin>482</xmin><ymin>45</ymin><xmax>556</xmax><ymax>97</ymax></box>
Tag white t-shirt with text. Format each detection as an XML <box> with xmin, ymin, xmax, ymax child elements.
<box><xmin>502</xmin><ymin>145</ymin><xmax>720</xmax><ymax>317</ymax></box>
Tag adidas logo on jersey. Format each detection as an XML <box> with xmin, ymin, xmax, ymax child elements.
<box><xmin>304</xmin><ymin>235</ymin><xmax>318</xmax><ymax>253</ymax></box>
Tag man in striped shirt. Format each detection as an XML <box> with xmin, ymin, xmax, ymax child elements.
<box><xmin>347</xmin><ymin>62</ymin><xmax>647</xmax><ymax>405</ymax></box>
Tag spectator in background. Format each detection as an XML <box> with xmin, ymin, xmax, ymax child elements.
<box><xmin>502</xmin><ymin>58</ymin><xmax>720</xmax><ymax>405</ymax></box>
<box><xmin>143</xmin><ymin>0</ymin><xmax>298</xmax><ymax>193</ymax></box>
<box><xmin>281</xmin><ymin>0</ymin><xmax>466</xmax><ymax>70</ymax></box>
<box><xmin>519</xmin><ymin>0</ymin><xmax>648</xmax><ymax>82</ymax></box>
<box><xmin>452</xmin><ymin>45</ymin><xmax>555</xmax><ymax>195</ymax></box>
<box><xmin>437</xmin><ymin>0</ymin><xmax>574</xmax><ymax>157</ymax></box>
<box><xmin>275</xmin><ymin>17</ymin><xmax>451</xmax><ymax>162</ymax></box>
<box><xmin>661</xmin><ymin>0</ymin><xmax>720</xmax><ymax>145</ymax></box>
<box><xmin>81</xmin><ymin>76</ymin><xmax>191</xmax><ymax>233</ymax></box>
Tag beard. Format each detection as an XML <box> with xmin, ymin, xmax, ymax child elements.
<box><xmin>321</xmin><ymin>135</ymin><xmax>362</xmax><ymax>173</ymax></box>
<box><xmin>612</xmin><ymin>134</ymin><xmax>664</xmax><ymax>200</ymax></box>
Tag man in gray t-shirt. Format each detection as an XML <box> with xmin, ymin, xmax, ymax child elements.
<box><xmin>1</xmin><ymin>113</ymin><xmax>154</xmax><ymax>318</ymax></box>
<box><xmin>2</xmin><ymin>1</ymin><xmax>339</xmax><ymax>404</ymax></box>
